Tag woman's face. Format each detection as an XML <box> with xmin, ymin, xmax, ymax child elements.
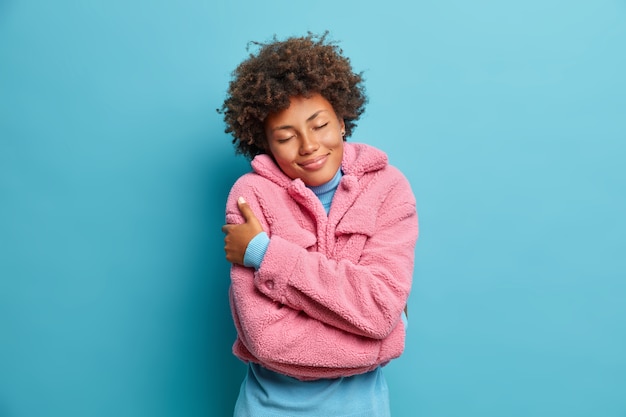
<box><xmin>264</xmin><ymin>94</ymin><xmax>345</xmax><ymax>187</ymax></box>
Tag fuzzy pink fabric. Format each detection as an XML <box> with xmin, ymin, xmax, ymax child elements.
<box><xmin>225</xmin><ymin>142</ymin><xmax>418</xmax><ymax>380</ymax></box>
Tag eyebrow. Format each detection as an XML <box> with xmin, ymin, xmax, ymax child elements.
<box><xmin>271</xmin><ymin>110</ymin><xmax>328</xmax><ymax>131</ymax></box>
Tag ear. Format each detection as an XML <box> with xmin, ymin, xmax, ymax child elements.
<box><xmin>339</xmin><ymin>118</ymin><xmax>346</xmax><ymax>137</ymax></box>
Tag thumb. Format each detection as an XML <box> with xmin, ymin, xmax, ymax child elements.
<box><xmin>237</xmin><ymin>196</ymin><xmax>255</xmax><ymax>222</ymax></box>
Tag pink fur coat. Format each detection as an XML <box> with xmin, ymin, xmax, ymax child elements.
<box><xmin>225</xmin><ymin>142</ymin><xmax>418</xmax><ymax>380</ymax></box>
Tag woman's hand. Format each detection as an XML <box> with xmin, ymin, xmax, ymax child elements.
<box><xmin>222</xmin><ymin>197</ymin><xmax>263</xmax><ymax>265</ymax></box>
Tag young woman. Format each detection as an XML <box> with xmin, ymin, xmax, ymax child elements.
<box><xmin>220</xmin><ymin>33</ymin><xmax>418</xmax><ymax>417</ymax></box>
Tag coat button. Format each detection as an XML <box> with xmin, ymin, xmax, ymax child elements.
<box><xmin>265</xmin><ymin>280</ymin><xmax>274</xmax><ymax>290</ymax></box>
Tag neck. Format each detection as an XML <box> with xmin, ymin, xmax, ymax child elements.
<box><xmin>307</xmin><ymin>169</ymin><xmax>343</xmax><ymax>214</ymax></box>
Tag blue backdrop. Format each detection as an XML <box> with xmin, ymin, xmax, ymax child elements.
<box><xmin>1</xmin><ymin>1</ymin><xmax>625</xmax><ymax>416</ymax></box>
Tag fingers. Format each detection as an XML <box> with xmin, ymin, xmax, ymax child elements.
<box><xmin>237</xmin><ymin>196</ymin><xmax>255</xmax><ymax>221</ymax></box>
<box><xmin>222</xmin><ymin>196</ymin><xmax>254</xmax><ymax>233</ymax></box>
<box><xmin>221</xmin><ymin>196</ymin><xmax>263</xmax><ymax>265</ymax></box>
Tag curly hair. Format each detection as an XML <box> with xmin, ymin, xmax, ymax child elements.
<box><xmin>218</xmin><ymin>32</ymin><xmax>368</xmax><ymax>160</ymax></box>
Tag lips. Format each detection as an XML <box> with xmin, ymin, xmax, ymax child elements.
<box><xmin>298</xmin><ymin>154</ymin><xmax>329</xmax><ymax>170</ymax></box>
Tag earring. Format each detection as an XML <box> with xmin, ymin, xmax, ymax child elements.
<box><xmin>341</xmin><ymin>130</ymin><xmax>345</xmax><ymax>137</ymax></box>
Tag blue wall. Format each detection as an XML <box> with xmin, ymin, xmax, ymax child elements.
<box><xmin>1</xmin><ymin>1</ymin><xmax>625</xmax><ymax>416</ymax></box>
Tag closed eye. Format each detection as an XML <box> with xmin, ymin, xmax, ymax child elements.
<box><xmin>277</xmin><ymin>136</ymin><xmax>294</xmax><ymax>144</ymax></box>
<box><xmin>313</xmin><ymin>122</ymin><xmax>328</xmax><ymax>130</ymax></box>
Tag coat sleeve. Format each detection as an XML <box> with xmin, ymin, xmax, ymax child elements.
<box><xmin>225</xmin><ymin>174</ymin><xmax>409</xmax><ymax>378</ymax></box>
<box><xmin>254</xmin><ymin>170</ymin><xmax>418</xmax><ymax>340</ymax></box>
<box><xmin>229</xmin><ymin>265</ymin><xmax>405</xmax><ymax>378</ymax></box>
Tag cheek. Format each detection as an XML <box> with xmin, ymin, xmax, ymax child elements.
<box><xmin>274</xmin><ymin>156</ymin><xmax>292</xmax><ymax>172</ymax></box>
<box><xmin>329</xmin><ymin>135</ymin><xmax>345</xmax><ymax>153</ymax></box>
<box><xmin>269</xmin><ymin>146</ymin><xmax>293</xmax><ymax>164</ymax></box>
<box><xmin>272</xmin><ymin>154</ymin><xmax>299</xmax><ymax>180</ymax></box>
<box><xmin>269</xmin><ymin>147</ymin><xmax>298</xmax><ymax>175</ymax></box>
<box><xmin>324</xmin><ymin>132</ymin><xmax>344</xmax><ymax>148</ymax></box>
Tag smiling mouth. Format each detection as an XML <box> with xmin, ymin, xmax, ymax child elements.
<box><xmin>298</xmin><ymin>154</ymin><xmax>329</xmax><ymax>170</ymax></box>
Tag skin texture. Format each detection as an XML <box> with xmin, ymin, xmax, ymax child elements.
<box><xmin>222</xmin><ymin>95</ymin><xmax>345</xmax><ymax>265</ymax></box>
<box><xmin>265</xmin><ymin>94</ymin><xmax>345</xmax><ymax>188</ymax></box>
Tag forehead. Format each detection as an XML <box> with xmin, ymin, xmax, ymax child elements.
<box><xmin>265</xmin><ymin>94</ymin><xmax>336</xmax><ymax>126</ymax></box>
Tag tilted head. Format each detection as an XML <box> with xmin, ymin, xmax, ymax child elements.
<box><xmin>219</xmin><ymin>32</ymin><xmax>367</xmax><ymax>160</ymax></box>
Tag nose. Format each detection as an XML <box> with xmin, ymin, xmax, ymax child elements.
<box><xmin>299</xmin><ymin>133</ymin><xmax>319</xmax><ymax>155</ymax></box>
